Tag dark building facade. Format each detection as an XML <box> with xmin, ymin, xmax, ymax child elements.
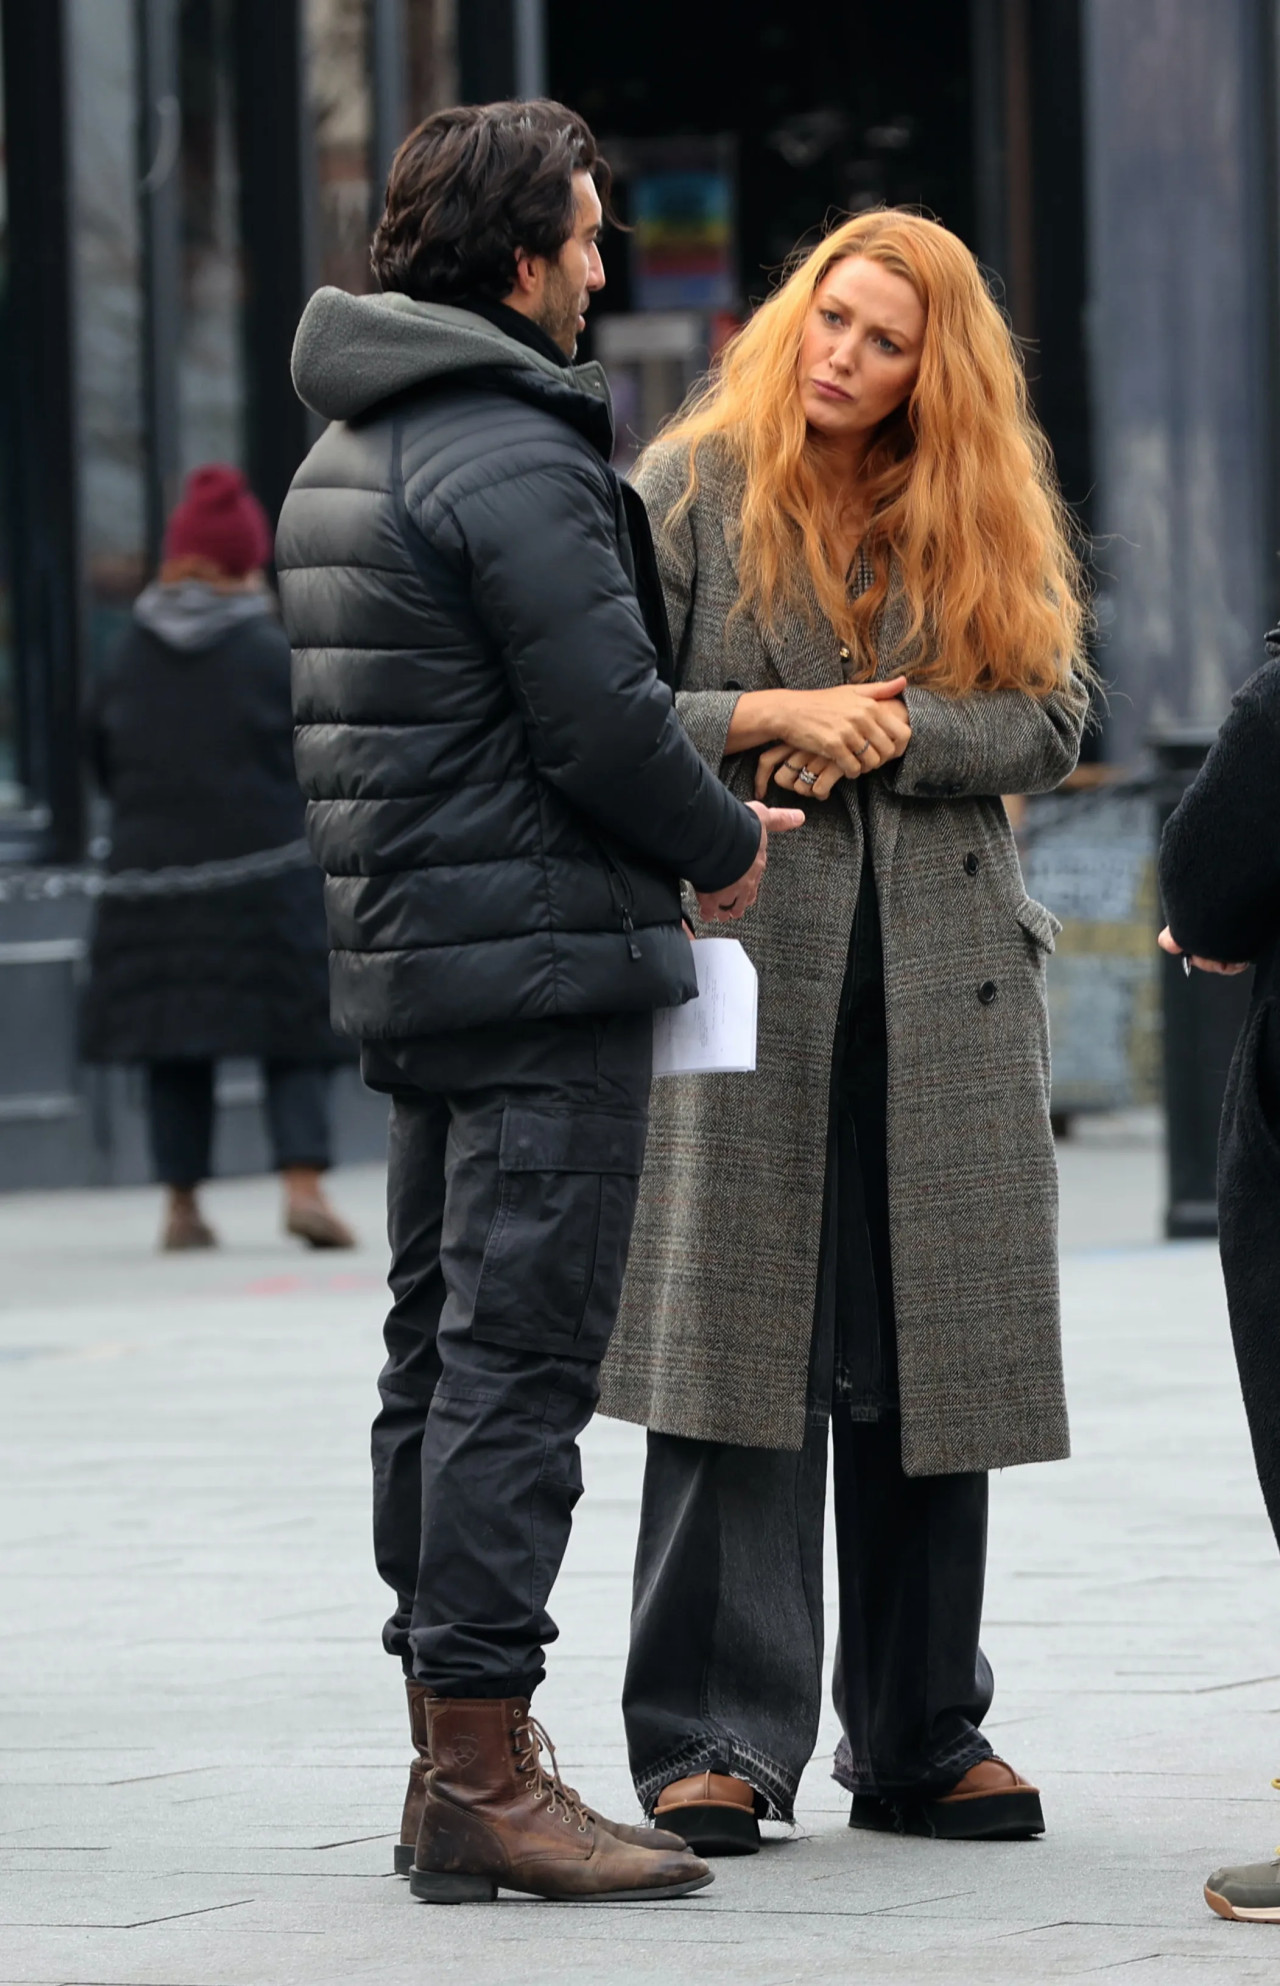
<box><xmin>0</xmin><ymin>0</ymin><xmax>1272</xmax><ymax>1186</ymax></box>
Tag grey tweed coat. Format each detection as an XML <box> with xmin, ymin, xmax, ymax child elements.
<box><xmin>598</xmin><ymin>440</ymin><xmax>1087</xmax><ymax>1474</ymax></box>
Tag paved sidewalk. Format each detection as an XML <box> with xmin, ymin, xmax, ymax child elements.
<box><xmin>4</xmin><ymin>1114</ymin><xmax>1280</xmax><ymax>1983</ymax></box>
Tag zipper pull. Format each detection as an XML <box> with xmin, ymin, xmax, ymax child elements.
<box><xmin>622</xmin><ymin>907</ymin><xmax>642</xmax><ymax>962</ymax></box>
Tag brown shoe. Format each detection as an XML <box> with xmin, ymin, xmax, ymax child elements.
<box><xmin>284</xmin><ymin>1203</ymin><xmax>356</xmax><ymax>1249</ymax></box>
<box><xmin>161</xmin><ymin>1203</ymin><xmax>217</xmax><ymax>1252</ymax></box>
<box><xmin>409</xmin><ymin>1697</ymin><xmax>714</xmax><ymax>1903</ymax></box>
<box><xmin>654</xmin><ymin>1771</ymin><xmax>761</xmax><ymax>1856</ymax></box>
<box><xmin>393</xmin><ymin>1682</ymin><xmax>686</xmax><ymax>1873</ymax></box>
<box><xmin>849</xmin><ymin>1757</ymin><xmax>1044</xmax><ymax>1840</ymax></box>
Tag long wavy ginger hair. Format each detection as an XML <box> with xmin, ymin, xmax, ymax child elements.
<box><xmin>656</xmin><ymin>210</ymin><xmax>1086</xmax><ymax>695</ymax></box>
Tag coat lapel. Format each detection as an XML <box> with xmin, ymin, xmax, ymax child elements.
<box><xmin>720</xmin><ymin>512</ymin><xmax>845</xmax><ymax>693</ymax></box>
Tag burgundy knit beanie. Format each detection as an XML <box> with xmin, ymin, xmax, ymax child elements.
<box><xmin>164</xmin><ymin>464</ymin><xmax>273</xmax><ymax>577</ymax></box>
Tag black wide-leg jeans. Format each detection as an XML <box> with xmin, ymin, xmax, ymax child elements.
<box><xmin>624</xmin><ymin>1416</ymin><xmax>993</xmax><ymax>1820</ymax></box>
<box><xmin>363</xmin><ymin>1013</ymin><xmax>652</xmax><ymax>1698</ymax></box>
<box><xmin>622</xmin><ymin>796</ymin><xmax>994</xmax><ymax>1820</ymax></box>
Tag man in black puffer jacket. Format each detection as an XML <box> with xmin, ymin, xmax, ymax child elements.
<box><xmin>276</xmin><ymin>101</ymin><xmax>799</xmax><ymax>1907</ymax></box>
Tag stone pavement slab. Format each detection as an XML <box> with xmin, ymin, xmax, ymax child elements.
<box><xmin>3</xmin><ymin>1116</ymin><xmax>1280</xmax><ymax>1982</ymax></box>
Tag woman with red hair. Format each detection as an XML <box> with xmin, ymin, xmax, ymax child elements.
<box><xmin>600</xmin><ymin>210</ymin><xmax>1090</xmax><ymax>1850</ymax></box>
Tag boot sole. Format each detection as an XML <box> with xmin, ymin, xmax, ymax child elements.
<box><xmin>849</xmin><ymin>1790</ymin><xmax>1045</xmax><ymax>1840</ymax></box>
<box><xmin>409</xmin><ymin>1866</ymin><xmax>715</xmax><ymax>1904</ymax></box>
<box><xmin>653</xmin><ymin>1803</ymin><xmax>761</xmax><ymax>1856</ymax></box>
<box><xmin>1205</xmin><ymin>1884</ymin><xmax>1280</xmax><ymax>1922</ymax></box>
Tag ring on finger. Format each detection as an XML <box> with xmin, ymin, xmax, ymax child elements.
<box><xmin>783</xmin><ymin>761</ymin><xmax>805</xmax><ymax>773</ymax></box>
<box><xmin>797</xmin><ymin>769</ymin><xmax>818</xmax><ymax>786</ymax></box>
<box><xmin>855</xmin><ymin>742</ymin><xmax>873</xmax><ymax>757</ymax></box>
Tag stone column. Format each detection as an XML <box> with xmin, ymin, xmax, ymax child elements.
<box><xmin>1082</xmin><ymin>0</ymin><xmax>1276</xmax><ymax>759</ymax></box>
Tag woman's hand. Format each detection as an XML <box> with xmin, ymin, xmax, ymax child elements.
<box><xmin>744</xmin><ymin>680</ymin><xmax>912</xmax><ymax>799</ymax></box>
<box><xmin>725</xmin><ymin>678</ymin><xmax>912</xmax><ymax>771</ymax></box>
<box><xmin>1157</xmin><ymin>926</ymin><xmax>1250</xmax><ymax>975</ymax></box>
<box><xmin>755</xmin><ymin>743</ymin><xmax>843</xmax><ymax>800</ymax></box>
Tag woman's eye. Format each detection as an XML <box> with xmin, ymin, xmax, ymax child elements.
<box><xmin>873</xmin><ymin>335</ymin><xmax>901</xmax><ymax>354</ymax></box>
<box><xmin>821</xmin><ymin>310</ymin><xmax>843</xmax><ymax>327</ymax></box>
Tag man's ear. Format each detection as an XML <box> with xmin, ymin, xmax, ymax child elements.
<box><xmin>510</xmin><ymin>248</ymin><xmax>541</xmax><ymax>298</ymax></box>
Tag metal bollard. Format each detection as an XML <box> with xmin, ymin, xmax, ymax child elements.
<box><xmin>1153</xmin><ymin>729</ymin><xmax>1253</xmax><ymax>1239</ymax></box>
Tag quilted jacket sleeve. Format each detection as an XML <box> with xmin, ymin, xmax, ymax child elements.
<box><xmin>431</xmin><ymin>455</ymin><xmax>760</xmax><ymax>894</ymax></box>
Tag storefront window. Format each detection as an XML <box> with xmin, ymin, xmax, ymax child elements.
<box><xmin>67</xmin><ymin>0</ymin><xmax>147</xmax><ymax>680</ymax></box>
<box><xmin>306</xmin><ymin>0</ymin><xmax>374</xmax><ymax>294</ymax></box>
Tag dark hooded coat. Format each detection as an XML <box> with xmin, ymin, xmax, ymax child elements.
<box><xmin>81</xmin><ymin>585</ymin><xmax>341</xmax><ymax>1064</ymax></box>
<box><xmin>1158</xmin><ymin>643</ymin><xmax>1280</xmax><ymax>1543</ymax></box>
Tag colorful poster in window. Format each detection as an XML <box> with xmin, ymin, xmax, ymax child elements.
<box><xmin>632</xmin><ymin>169</ymin><xmax>735</xmax><ymax>312</ymax></box>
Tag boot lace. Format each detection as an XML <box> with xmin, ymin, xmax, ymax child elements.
<box><xmin>513</xmin><ymin>1713</ymin><xmax>592</xmax><ymax>1835</ymax></box>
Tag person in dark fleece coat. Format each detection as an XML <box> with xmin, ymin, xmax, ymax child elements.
<box><xmin>1158</xmin><ymin>629</ymin><xmax>1280</xmax><ymax>1924</ymax></box>
<box><xmin>276</xmin><ymin>101</ymin><xmax>800</xmax><ymax>1908</ymax></box>
<box><xmin>82</xmin><ymin>465</ymin><xmax>354</xmax><ymax>1254</ymax></box>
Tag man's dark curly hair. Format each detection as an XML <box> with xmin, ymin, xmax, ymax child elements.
<box><xmin>370</xmin><ymin>100</ymin><xmax>613</xmax><ymax>304</ymax></box>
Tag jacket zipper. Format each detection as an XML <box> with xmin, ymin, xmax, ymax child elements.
<box><xmin>600</xmin><ymin>845</ymin><xmax>643</xmax><ymax>961</ymax></box>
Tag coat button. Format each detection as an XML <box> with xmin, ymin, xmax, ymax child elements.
<box><xmin>964</xmin><ymin>852</ymin><xmax>979</xmax><ymax>875</ymax></box>
<box><xmin>978</xmin><ymin>980</ymin><xmax>997</xmax><ymax>1005</ymax></box>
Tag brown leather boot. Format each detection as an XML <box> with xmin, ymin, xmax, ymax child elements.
<box><xmin>394</xmin><ymin>1682</ymin><xmax>434</xmax><ymax>1874</ymax></box>
<box><xmin>394</xmin><ymin>1681</ymin><xmax>688</xmax><ymax>1873</ymax></box>
<box><xmin>409</xmin><ymin>1697</ymin><xmax>714</xmax><ymax>1903</ymax></box>
<box><xmin>848</xmin><ymin>1757</ymin><xmax>1045</xmax><ymax>1840</ymax></box>
<box><xmin>654</xmin><ymin>1771</ymin><xmax>761</xmax><ymax>1856</ymax></box>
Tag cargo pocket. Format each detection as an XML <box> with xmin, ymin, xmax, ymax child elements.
<box><xmin>472</xmin><ymin>1107</ymin><xmax>649</xmax><ymax>1360</ymax></box>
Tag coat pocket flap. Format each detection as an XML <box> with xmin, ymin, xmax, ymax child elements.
<box><xmin>1015</xmin><ymin>896</ymin><xmax>1061</xmax><ymax>953</ymax></box>
<box><xmin>499</xmin><ymin>1107</ymin><xmax>648</xmax><ymax>1175</ymax></box>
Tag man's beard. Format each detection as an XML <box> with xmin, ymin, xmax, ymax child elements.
<box><xmin>534</xmin><ymin>264</ymin><xmax>584</xmax><ymax>358</ymax></box>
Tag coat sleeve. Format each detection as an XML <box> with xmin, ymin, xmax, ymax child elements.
<box><xmin>633</xmin><ymin>444</ymin><xmax>742</xmax><ymax>776</ymax></box>
<box><xmin>882</xmin><ymin>676</ymin><xmax>1087</xmax><ymax>799</ymax></box>
<box><xmin>1159</xmin><ymin>662</ymin><xmax>1280</xmax><ymax>963</ymax></box>
<box><xmin>434</xmin><ymin>457</ymin><xmax>761</xmax><ymax>893</ymax></box>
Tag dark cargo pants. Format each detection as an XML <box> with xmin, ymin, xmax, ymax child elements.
<box><xmin>362</xmin><ymin>1013</ymin><xmax>652</xmax><ymax>1696</ymax></box>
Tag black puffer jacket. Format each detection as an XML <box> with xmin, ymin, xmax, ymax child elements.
<box><xmin>276</xmin><ymin>290</ymin><xmax>759</xmax><ymax>1039</ymax></box>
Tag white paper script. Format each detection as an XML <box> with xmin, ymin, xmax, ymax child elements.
<box><xmin>652</xmin><ymin>939</ymin><xmax>758</xmax><ymax>1077</ymax></box>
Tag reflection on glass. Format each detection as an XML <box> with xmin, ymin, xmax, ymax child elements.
<box><xmin>178</xmin><ymin>0</ymin><xmax>245</xmax><ymax>473</ymax></box>
<box><xmin>67</xmin><ymin>0</ymin><xmax>148</xmax><ymax>680</ymax></box>
<box><xmin>0</xmin><ymin>6</ymin><xmax>17</xmax><ymax>807</ymax></box>
<box><xmin>306</xmin><ymin>0</ymin><xmax>374</xmax><ymax>294</ymax></box>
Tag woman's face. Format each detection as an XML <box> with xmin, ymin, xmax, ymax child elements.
<box><xmin>797</xmin><ymin>255</ymin><xmax>925</xmax><ymax>452</ymax></box>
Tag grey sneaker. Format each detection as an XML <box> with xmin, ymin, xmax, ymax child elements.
<box><xmin>1205</xmin><ymin>1857</ymin><xmax>1280</xmax><ymax>1921</ymax></box>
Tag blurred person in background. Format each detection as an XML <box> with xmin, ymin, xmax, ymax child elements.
<box><xmin>81</xmin><ymin>465</ymin><xmax>355</xmax><ymax>1254</ymax></box>
<box><xmin>600</xmin><ymin>210</ymin><xmax>1090</xmax><ymax>1853</ymax></box>
<box><xmin>1157</xmin><ymin>631</ymin><xmax>1280</xmax><ymax>1925</ymax></box>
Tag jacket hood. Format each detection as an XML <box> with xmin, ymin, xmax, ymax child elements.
<box><xmin>133</xmin><ymin>580</ymin><xmax>274</xmax><ymax>653</ymax></box>
<box><xmin>291</xmin><ymin>288</ymin><xmax>614</xmax><ymax>455</ymax></box>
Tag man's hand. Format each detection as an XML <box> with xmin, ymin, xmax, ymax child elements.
<box><xmin>696</xmin><ymin>801</ymin><xmax>804</xmax><ymax>922</ymax></box>
<box><xmin>1157</xmin><ymin>925</ymin><xmax>1249</xmax><ymax>975</ymax></box>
